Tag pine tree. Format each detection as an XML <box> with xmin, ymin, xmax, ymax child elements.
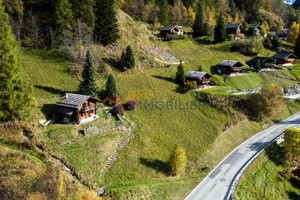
<box><xmin>214</xmin><ymin>13</ymin><xmax>226</xmax><ymax>43</ymax></box>
<box><xmin>56</xmin><ymin>0</ymin><xmax>74</xmax><ymax>45</ymax></box>
<box><xmin>175</xmin><ymin>62</ymin><xmax>185</xmax><ymax>85</ymax></box>
<box><xmin>69</xmin><ymin>0</ymin><xmax>95</xmax><ymax>29</ymax></box>
<box><xmin>193</xmin><ymin>1</ymin><xmax>204</xmax><ymax>37</ymax></box>
<box><xmin>78</xmin><ymin>50</ymin><xmax>97</xmax><ymax>96</ymax></box>
<box><xmin>105</xmin><ymin>74</ymin><xmax>117</xmax><ymax>98</ymax></box>
<box><xmin>158</xmin><ymin>0</ymin><xmax>169</xmax><ymax>26</ymax></box>
<box><xmin>0</xmin><ymin>0</ymin><xmax>33</xmax><ymax>121</ymax></box>
<box><xmin>294</xmin><ymin>32</ymin><xmax>300</xmax><ymax>58</ymax></box>
<box><xmin>254</xmin><ymin>59</ymin><xmax>261</xmax><ymax>72</ymax></box>
<box><xmin>123</xmin><ymin>45</ymin><xmax>135</xmax><ymax>69</ymax></box>
<box><xmin>94</xmin><ymin>0</ymin><xmax>120</xmax><ymax>45</ymax></box>
<box><xmin>169</xmin><ymin>146</ymin><xmax>187</xmax><ymax>175</ymax></box>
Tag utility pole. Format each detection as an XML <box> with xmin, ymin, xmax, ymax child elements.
<box><xmin>263</xmin><ymin>168</ymin><xmax>268</xmax><ymax>198</ymax></box>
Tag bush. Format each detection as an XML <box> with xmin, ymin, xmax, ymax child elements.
<box><xmin>125</xmin><ymin>100</ymin><xmax>137</xmax><ymax>110</ymax></box>
<box><xmin>112</xmin><ymin>104</ymin><xmax>125</xmax><ymax>116</ymax></box>
<box><xmin>184</xmin><ymin>80</ymin><xmax>198</xmax><ymax>90</ymax></box>
<box><xmin>76</xmin><ymin>190</ymin><xmax>102</xmax><ymax>200</ymax></box>
<box><xmin>209</xmin><ymin>76</ymin><xmax>226</xmax><ymax>86</ymax></box>
<box><xmin>228</xmin><ymin>34</ymin><xmax>234</xmax><ymax>41</ymax></box>
<box><xmin>248</xmin><ymin>85</ymin><xmax>283</xmax><ymax>121</ymax></box>
<box><xmin>106</xmin><ymin>94</ymin><xmax>120</xmax><ymax>107</ymax></box>
<box><xmin>263</xmin><ymin>37</ymin><xmax>273</xmax><ymax>49</ymax></box>
<box><xmin>230</xmin><ymin>39</ymin><xmax>264</xmax><ymax>56</ymax></box>
<box><xmin>169</xmin><ymin>146</ymin><xmax>187</xmax><ymax>176</ymax></box>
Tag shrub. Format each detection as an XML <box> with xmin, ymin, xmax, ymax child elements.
<box><xmin>228</xmin><ymin>34</ymin><xmax>234</xmax><ymax>41</ymax></box>
<box><xmin>112</xmin><ymin>104</ymin><xmax>125</xmax><ymax>116</ymax></box>
<box><xmin>263</xmin><ymin>37</ymin><xmax>273</xmax><ymax>49</ymax></box>
<box><xmin>26</xmin><ymin>192</ymin><xmax>48</xmax><ymax>200</ymax></box>
<box><xmin>209</xmin><ymin>76</ymin><xmax>226</xmax><ymax>86</ymax></box>
<box><xmin>76</xmin><ymin>190</ymin><xmax>102</xmax><ymax>200</ymax></box>
<box><xmin>169</xmin><ymin>146</ymin><xmax>187</xmax><ymax>176</ymax></box>
<box><xmin>248</xmin><ymin>85</ymin><xmax>283</xmax><ymax>121</ymax></box>
<box><xmin>125</xmin><ymin>100</ymin><xmax>137</xmax><ymax>110</ymax></box>
<box><xmin>198</xmin><ymin>65</ymin><xmax>203</xmax><ymax>71</ymax></box>
<box><xmin>106</xmin><ymin>94</ymin><xmax>120</xmax><ymax>107</ymax></box>
<box><xmin>184</xmin><ymin>80</ymin><xmax>198</xmax><ymax>90</ymax></box>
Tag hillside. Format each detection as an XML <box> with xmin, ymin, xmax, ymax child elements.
<box><xmin>6</xmin><ymin>10</ymin><xmax>299</xmax><ymax>199</ymax></box>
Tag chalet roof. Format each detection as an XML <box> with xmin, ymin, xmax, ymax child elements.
<box><xmin>217</xmin><ymin>60</ymin><xmax>243</xmax><ymax>68</ymax></box>
<box><xmin>185</xmin><ymin>71</ymin><xmax>210</xmax><ymax>79</ymax></box>
<box><xmin>160</xmin><ymin>26</ymin><xmax>184</xmax><ymax>31</ymax></box>
<box><xmin>271</xmin><ymin>52</ymin><xmax>297</xmax><ymax>59</ymax></box>
<box><xmin>225</xmin><ymin>23</ymin><xmax>243</xmax><ymax>29</ymax></box>
<box><xmin>249</xmin><ymin>24</ymin><xmax>262</xmax><ymax>30</ymax></box>
<box><xmin>248</xmin><ymin>57</ymin><xmax>275</xmax><ymax>63</ymax></box>
<box><xmin>56</xmin><ymin>93</ymin><xmax>100</xmax><ymax>109</ymax></box>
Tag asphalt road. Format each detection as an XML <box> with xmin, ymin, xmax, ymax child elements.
<box><xmin>185</xmin><ymin>112</ymin><xmax>300</xmax><ymax>200</ymax></box>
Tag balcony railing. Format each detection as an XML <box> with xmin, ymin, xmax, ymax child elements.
<box><xmin>82</xmin><ymin>106</ymin><xmax>96</xmax><ymax>113</ymax></box>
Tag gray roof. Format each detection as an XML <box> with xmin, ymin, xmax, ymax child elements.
<box><xmin>249</xmin><ymin>24</ymin><xmax>262</xmax><ymax>30</ymax></box>
<box><xmin>217</xmin><ymin>60</ymin><xmax>243</xmax><ymax>68</ymax></box>
<box><xmin>271</xmin><ymin>52</ymin><xmax>297</xmax><ymax>59</ymax></box>
<box><xmin>160</xmin><ymin>26</ymin><xmax>184</xmax><ymax>31</ymax></box>
<box><xmin>225</xmin><ymin>23</ymin><xmax>243</xmax><ymax>29</ymax></box>
<box><xmin>249</xmin><ymin>57</ymin><xmax>275</xmax><ymax>63</ymax></box>
<box><xmin>185</xmin><ymin>71</ymin><xmax>210</xmax><ymax>79</ymax></box>
<box><xmin>56</xmin><ymin>93</ymin><xmax>99</xmax><ymax>109</ymax></box>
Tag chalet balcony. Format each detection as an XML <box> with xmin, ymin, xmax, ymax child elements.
<box><xmin>82</xmin><ymin>106</ymin><xmax>96</xmax><ymax>113</ymax></box>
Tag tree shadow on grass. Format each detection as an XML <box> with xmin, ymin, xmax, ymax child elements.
<box><xmin>102</xmin><ymin>58</ymin><xmax>124</xmax><ymax>72</ymax></box>
<box><xmin>210</xmin><ymin>65</ymin><xmax>218</xmax><ymax>75</ymax></box>
<box><xmin>265</xmin><ymin>143</ymin><xmax>285</xmax><ymax>166</ymax></box>
<box><xmin>139</xmin><ymin>158</ymin><xmax>169</xmax><ymax>175</ymax></box>
<box><xmin>287</xmin><ymin>191</ymin><xmax>300</xmax><ymax>200</ymax></box>
<box><xmin>151</xmin><ymin>75</ymin><xmax>176</xmax><ymax>84</ymax></box>
<box><xmin>174</xmin><ymin>85</ymin><xmax>188</xmax><ymax>94</ymax></box>
<box><xmin>34</xmin><ymin>85</ymin><xmax>74</xmax><ymax>96</ymax></box>
<box><xmin>41</xmin><ymin>104</ymin><xmax>57</xmax><ymax>120</ymax></box>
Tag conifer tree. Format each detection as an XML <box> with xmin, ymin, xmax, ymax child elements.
<box><xmin>254</xmin><ymin>59</ymin><xmax>261</xmax><ymax>72</ymax></box>
<box><xmin>56</xmin><ymin>0</ymin><xmax>74</xmax><ymax>45</ymax></box>
<box><xmin>94</xmin><ymin>0</ymin><xmax>120</xmax><ymax>45</ymax></box>
<box><xmin>193</xmin><ymin>1</ymin><xmax>204</xmax><ymax>37</ymax></box>
<box><xmin>158</xmin><ymin>0</ymin><xmax>169</xmax><ymax>26</ymax></box>
<box><xmin>229</xmin><ymin>0</ymin><xmax>235</xmax><ymax>17</ymax></box>
<box><xmin>175</xmin><ymin>62</ymin><xmax>185</xmax><ymax>85</ymax></box>
<box><xmin>0</xmin><ymin>0</ymin><xmax>33</xmax><ymax>121</ymax></box>
<box><xmin>169</xmin><ymin>146</ymin><xmax>187</xmax><ymax>175</ymax></box>
<box><xmin>214</xmin><ymin>13</ymin><xmax>226</xmax><ymax>43</ymax></box>
<box><xmin>186</xmin><ymin>6</ymin><xmax>195</xmax><ymax>26</ymax></box>
<box><xmin>105</xmin><ymin>74</ymin><xmax>117</xmax><ymax>98</ymax></box>
<box><xmin>123</xmin><ymin>45</ymin><xmax>135</xmax><ymax>69</ymax></box>
<box><xmin>78</xmin><ymin>50</ymin><xmax>97</xmax><ymax>96</ymax></box>
<box><xmin>69</xmin><ymin>0</ymin><xmax>95</xmax><ymax>29</ymax></box>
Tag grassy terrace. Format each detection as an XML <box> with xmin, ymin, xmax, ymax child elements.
<box><xmin>17</xmin><ymin>37</ymin><xmax>300</xmax><ymax>198</ymax></box>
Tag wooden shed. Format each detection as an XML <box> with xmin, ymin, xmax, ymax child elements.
<box><xmin>225</xmin><ymin>23</ymin><xmax>244</xmax><ymax>39</ymax></box>
<box><xmin>247</xmin><ymin>57</ymin><xmax>276</xmax><ymax>69</ymax></box>
<box><xmin>159</xmin><ymin>26</ymin><xmax>184</xmax><ymax>38</ymax></box>
<box><xmin>185</xmin><ymin>71</ymin><xmax>211</xmax><ymax>87</ymax></box>
<box><xmin>271</xmin><ymin>52</ymin><xmax>297</xmax><ymax>66</ymax></box>
<box><xmin>217</xmin><ymin>60</ymin><xmax>243</xmax><ymax>75</ymax></box>
<box><xmin>55</xmin><ymin>93</ymin><xmax>101</xmax><ymax>124</ymax></box>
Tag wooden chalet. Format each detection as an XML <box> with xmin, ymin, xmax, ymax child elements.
<box><xmin>249</xmin><ymin>24</ymin><xmax>262</xmax><ymax>36</ymax></box>
<box><xmin>247</xmin><ymin>57</ymin><xmax>276</xmax><ymax>69</ymax></box>
<box><xmin>271</xmin><ymin>52</ymin><xmax>297</xmax><ymax>66</ymax></box>
<box><xmin>159</xmin><ymin>26</ymin><xmax>184</xmax><ymax>37</ymax></box>
<box><xmin>185</xmin><ymin>71</ymin><xmax>211</xmax><ymax>88</ymax></box>
<box><xmin>225</xmin><ymin>23</ymin><xmax>244</xmax><ymax>39</ymax></box>
<box><xmin>275</xmin><ymin>29</ymin><xmax>288</xmax><ymax>40</ymax></box>
<box><xmin>55</xmin><ymin>93</ymin><xmax>100</xmax><ymax>124</ymax></box>
<box><xmin>217</xmin><ymin>60</ymin><xmax>243</xmax><ymax>75</ymax></box>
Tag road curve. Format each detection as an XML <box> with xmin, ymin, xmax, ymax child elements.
<box><xmin>185</xmin><ymin>112</ymin><xmax>300</xmax><ymax>200</ymax></box>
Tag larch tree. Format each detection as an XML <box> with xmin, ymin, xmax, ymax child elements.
<box><xmin>186</xmin><ymin>6</ymin><xmax>195</xmax><ymax>26</ymax></box>
<box><xmin>287</xmin><ymin>21</ymin><xmax>300</xmax><ymax>44</ymax></box>
<box><xmin>175</xmin><ymin>62</ymin><xmax>185</xmax><ymax>85</ymax></box>
<box><xmin>169</xmin><ymin>146</ymin><xmax>187</xmax><ymax>176</ymax></box>
<box><xmin>0</xmin><ymin>0</ymin><xmax>33</xmax><ymax>121</ymax></box>
<box><xmin>158</xmin><ymin>0</ymin><xmax>169</xmax><ymax>26</ymax></box>
<box><xmin>78</xmin><ymin>50</ymin><xmax>97</xmax><ymax>96</ymax></box>
<box><xmin>214</xmin><ymin>13</ymin><xmax>226</xmax><ymax>43</ymax></box>
<box><xmin>94</xmin><ymin>0</ymin><xmax>120</xmax><ymax>45</ymax></box>
<box><xmin>55</xmin><ymin>0</ymin><xmax>74</xmax><ymax>45</ymax></box>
